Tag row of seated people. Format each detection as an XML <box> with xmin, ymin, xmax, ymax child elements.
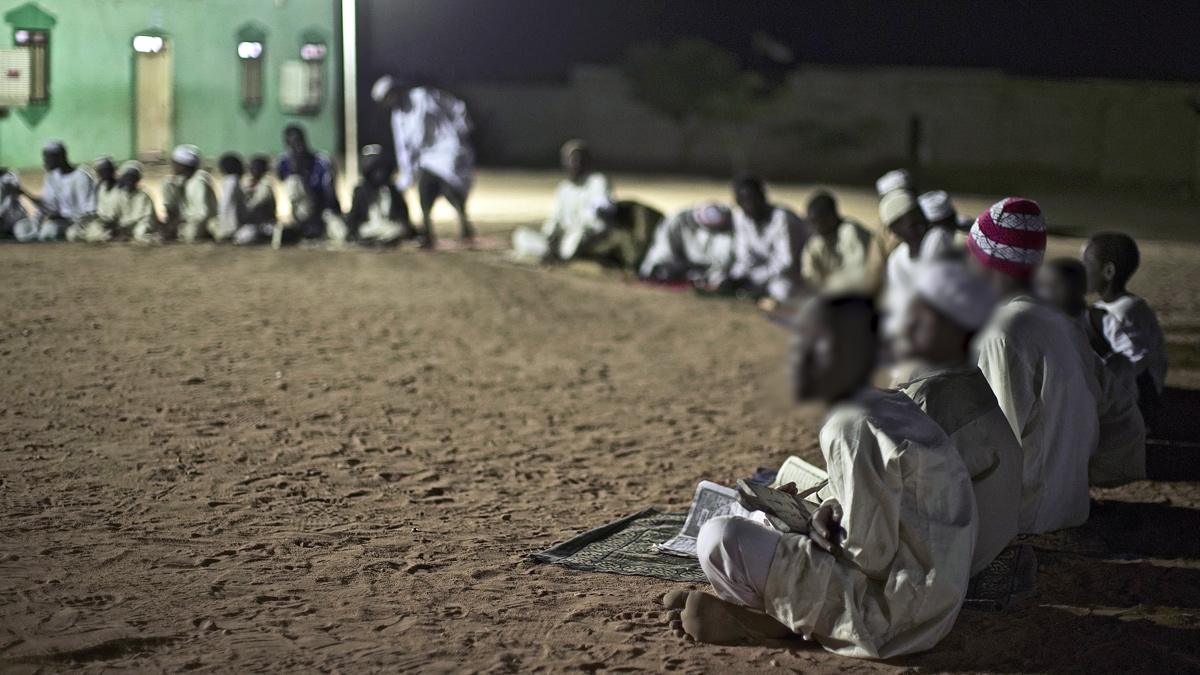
<box><xmin>0</xmin><ymin>127</ymin><xmax>417</xmax><ymax>248</ymax></box>
<box><xmin>660</xmin><ymin>189</ymin><xmax>1168</xmax><ymax>658</ymax></box>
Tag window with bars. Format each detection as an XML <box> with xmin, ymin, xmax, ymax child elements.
<box><xmin>238</xmin><ymin>40</ymin><xmax>264</xmax><ymax>107</ymax></box>
<box><xmin>13</xmin><ymin>28</ymin><xmax>47</xmax><ymax>103</ymax></box>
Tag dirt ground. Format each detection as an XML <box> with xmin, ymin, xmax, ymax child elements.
<box><xmin>2</xmin><ymin>174</ymin><xmax>1200</xmax><ymax>673</ymax></box>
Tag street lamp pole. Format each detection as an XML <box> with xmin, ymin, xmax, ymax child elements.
<box><xmin>342</xmin><ymin>0</ymin><xmax>358</xmax><ymax>185</ymax></box>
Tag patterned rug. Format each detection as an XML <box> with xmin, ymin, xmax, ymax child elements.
<box><xmin>533</xmin><ymin>510</ymin><xmax>1038</xmax><ymax>611</ymax></box>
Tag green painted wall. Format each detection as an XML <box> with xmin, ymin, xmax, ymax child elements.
<box><xmin>0</xmin><ymin>0</ymin><xmax>340</xmax><ymax>169</ymax></box>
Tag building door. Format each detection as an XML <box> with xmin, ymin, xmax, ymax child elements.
<box><xmin>134</xmin><ymin>37</ymin><xmax>173</xmax><ymax>160</ymax></box>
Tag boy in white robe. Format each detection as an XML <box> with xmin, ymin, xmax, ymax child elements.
<box><xmin>1036</xmin><ymin>258</ymin><xmax>1146</xmax><ymax>486</ymax></box>
<box><xmin>345</xmin><ymin>145</ymin><xmax>414</xmax><ymax>245</ymax></box>
<box><xmin>512</xmin><ymin>140</ymin><xmax>616</xmax><ymax>262</ymax></box>
<box><xmin>638</xmin><ymin>202</ymin><xmax>733</xmax><ymax>286</ymax></box>
<box><xmin>880</xmin><ymin>189</ymin><xmax>956</xmax><ymax>337</ymax></box>
<box><xmin>800</xmin><ymin>190</ymin><xmax>886</xmax><ymax>295</ymax></box>
<box><xmin>665</xmin><ymin>295</ymin><xmax>976</xmax><ymax>659</ymax></box>
<box><xmin>163</xmin><ymin>145</ymin><xmax>224</xmax><ymax>243</ymax></box>
<box><xmin>1083</xmin><ymin>232</ymin><xmax>1168</xmax><ymax>428</ymax></box>
<box><xmin>967</xmin><ymin>197</ymin><xmax>1100</xmax><ymax>533</ymax></box>
<box><xmin>896</xmin><ymin>260</ymin><xmax>1021</xmax><ymax>575</ymax></box>
<box><xmin>111</xmin><ymin>161</ymin><xmax>160</xmax><ymax>245</ymax></box>
<box><xmin>372</xmin><ymin>75</ymin><xmax>475</xmax><ymax>246</ymax></box>
<box><xmin>0</xmin><ymin>169</ymin><xmax>30</xmax><ymax>239</ymax></box>
<box><xmin>65</xmin><ymin>157</ymin><xmax>119</xmax><ymax>243</ymax></box>
<box><xmin>728</xmin><ymin>176</ymin><xmax>807</xmax><ymax>303</ymax></box>
<box><xmin>19</xmin><ymin>141</ymin><xmax>96</xmax><ymax>242</ymax></box>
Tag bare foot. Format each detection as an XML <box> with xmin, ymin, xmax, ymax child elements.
<box><xmin>661</xmin><ymin>591</ymin><xmax>792</xmax><ymax>646</ymax></box>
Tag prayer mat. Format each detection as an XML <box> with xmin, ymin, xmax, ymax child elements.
<box><xmin>534</xmin><ymin>511</ymin><xmax>1039</xmax><ymax>612</ymax></box>
<box><xmin>531</xmin><ymin>509</ymin><xmax>707</xmax><ymax>583</ymax></box>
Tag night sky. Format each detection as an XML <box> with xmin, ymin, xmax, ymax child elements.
<box><xmin>358</xmin><ymin>0</ymin><xmax>1200</xmax><ymax>85</ymax></box>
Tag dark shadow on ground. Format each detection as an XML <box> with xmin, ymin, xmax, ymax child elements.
<box><xmin>1146</xmin><ymin>386</ymin><xmax>1200</xmax><ymax>481</ymax></box>
<box><xmin>1087</xmin><ymin>499</ymin><xmax>1200</xmax><ymax>560</ymax></box>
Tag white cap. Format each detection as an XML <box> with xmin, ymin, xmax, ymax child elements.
<box><xmin>118</xmin><ymin>160</ymin><xmax>144</xmax><ymax>177</ymax></box>
<box><xmin>370</xmin><ymin>75</ymin><xmax>396</xmax><ymax>103</ymax></box>
<box><xmin>912</xmin><ymin>259</ymin><xmax>998</xmax><ymax>332</ymax></box>
<box><xmin>171</xmin><ymin>144</ymin><xmax>200</xmax><ymax>167</ymax></box>
<box><xmin>875</xmin><ymin>169</ymin><xmax>912</xmax><ymax>196</ymax></box>
<box><xmin>918</xmin><ymin>190</ymin><xmax>956</xmax><ymax>222</ymax></box>
<box><xmin>691</xmin><ymin>201</ymin><xmax>731</xmax><ymax>229</ymax></box>
<box><xmin>879</xmin><ymin>189</ymin><xmax>919</xmax><ymax>228</ymax></box>
<box><xmin>42</xmin><ymin>139</ymin><xmax>65</xmax><ymax>153</ymax></box>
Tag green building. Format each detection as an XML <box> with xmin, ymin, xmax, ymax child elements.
<box><xmin>0</xmin><ymin>0</ymin><xmax>341</xmax><ymax>169</ymax></box>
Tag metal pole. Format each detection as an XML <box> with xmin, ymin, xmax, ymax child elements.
<box><xmin>341</xmin><ymin>0</ymin><xmax>358</xmax><ymax>185</ymax></box>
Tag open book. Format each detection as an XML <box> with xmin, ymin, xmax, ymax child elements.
<box><xmin>655</xmin><ymin>457</ymin><xmax>830</xmax><ymax>558</ymax></box>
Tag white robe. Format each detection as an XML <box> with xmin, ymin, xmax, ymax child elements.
<box><xmin>638</xmin><ymin>207</ymin><xmax>734</xmax><ymax>285</ymax></box>
<box><xmin>975</xmin><ymin>296</ymin><xmax>1100</xmax><ymax>533</ymax></box>
<box><xmin>1095</xmin><ymin>294</ymin><xmax>1168</xmax><ymax>394</ymax></box>
<box><xmin>763</xmin><ymin>389</ymin><xmax>976</xmax><ymax>659</ymax></box>
<box><xmin>800</xmin><ymin>220</ymin><xmax>887</xmax><ymax>295</ymax></box>
<box><xmin>390</xmin><ymin>86</ymin><xmax>474</xmax><ymax>193</ymax></box>
<box><xmin>538</xmin><ymin>173</ymin><xmax>613</xmax><ymax>260</ymax></box>
<box><xmin>882</xmin><ymin>227</ymin><xmax>957</xmax><ymax>337</ymax></box>
<box><xmin>729</xmin><ymin>206</ymin><xmax>800</xmax><ymax>301</ymax></box>
<box><xmin>900</xmin><ymin>365</ymin><xmax>1022</xmax><ymax>576</ymax></box>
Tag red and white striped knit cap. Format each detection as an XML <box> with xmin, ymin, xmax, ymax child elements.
<box><xmin>967</xmin><ymin>197</ymin><xmax>1047</xmax><ymax>279</ymax></box>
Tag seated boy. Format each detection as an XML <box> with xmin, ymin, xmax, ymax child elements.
<box><xmin>728</xmin><ymin>176</ymin><xmax>807</xmax><ymax>302</ymax></box>
<box><xmin>111</xmin><ymin>161</ymin><xmax>161</xmax><ymax>245</ymax></box>
<box><xmin>665</xmin><ymin>295</ymin><xmax>976</xmax><ymax>659</ymax></box>
<box><xmin>19</xmin><ymin>140</ymin><xmax>97</xmax><ymax>242</ymax></box>
<box><xmin>0</xmin><ymin>168</ymin><xmax>30</xmax><ymax>239</ymax></box>
<box><xmin>65</xmin><ymin>156</ymin><xmax>122</xmax><ymax>243</ymax></box>
<box><xmin>512</xmin><ymin>139</ymin><xmax>615</xmax><ymax>262</ymax></box>
<box><xmin>1036</xmin><ymin>257</ymin><xmax>1146</xmax><ymax>486</ymax></box>
<box><xmin>345</xmin><ymin>145</ymin><xmax>414</xmax><ymax>245</ymax></box>
<box><xmin>896</xmin><ymin>260</ymin><xmax>1021</xmax><ymax>575</ymax></box>
<box><xmin>277</xmin><ymin>125</ymin><xmax>343</xmax><ymax>244</ymax></box>
<box><xmin>799</xmin><ymin>190</ymin><xmax>886</xmax><ymax>295</ymax></box>
<box><xmin>638</xmin><ymin>202</ymin><xmax>734</xmax><ymax>287</ymax></box>
<box><xmin>218</xmin><ymin>152</ymin><xmax>249</xmax><ymax>243</ymax></box>
<box><xmin>234</xmin><ymin>155</ymin><xmax>278</xmax><ymax>245</ymax></box>
<box><xmin>163</xmin><ymin>144</ymin><xmax>224</xmax><ymax>242</ymax></box>
<box><xmin>1083</xmin><ymin>232</ymin><xmax>1168</xmax><ymax>428</ymax></box>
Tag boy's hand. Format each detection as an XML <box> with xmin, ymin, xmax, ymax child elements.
<box><xmin>810</xmin><ymin>500</ymin><xmax>844</xmax><ymax>555</ymax></box>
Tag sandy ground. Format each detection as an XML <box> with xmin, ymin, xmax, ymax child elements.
<box><xmin>2</xmin><ymin>173</ymin><xmax>1200</xmax><ymax>673</ymax></box>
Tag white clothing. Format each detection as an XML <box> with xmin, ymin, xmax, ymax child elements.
<box><xmin>799</xmin><ymin>220</ymin><xmax>886</xmax><ymax>294</ymax></box>
<box><xmin>390</xmin><ymin>86</ymin><xmax>474</xmax><ymax>193</ymax></box>
<box><xmin>638</xmin><ymin>207</ymin><xmax>734</xmax><ymax>284</ymax></box>
<box><xmin>1095</xmin><ymin>294</ymin><xmax>1168</xmax><ymax>394</ymax></box>
<box><xmin>975</xmin><ymin>296</ymin><xmax>1101</xmax><ymax>533</ymax></box>
<box><xmin>358</xmin><ymin>188</ymin><xmax>406</xmax><ymax>243</ymax></box>
<box><xmin>730</xmin><ymin>206</ymin><xmax>801</xmax><ymax>302</ymax></box>
<box><xmin>883</xmin><ymin>227</ymin><xmax>957</xmax><ymax>336</ymax></box>
<box><xmin>900</xmin><ymin>364</ymin><xmax>1022</xmax><ymax>576</ymax></box>
<box><xmin>744</xmin><ymin>389</ymin><xmax>975</xmax><ymax>659</ymax></box>
<box><xmin>697</xmin><ymin>515</ymin><xmax>782</xmax><ymax>608</ymax></box>
<box><xmin>534</xmin><ymin>173</ymin><xmax>613</xmax><ymax>261</ymax></box>
<box><xmin>41</xmin><ymin>167</ymin><xmax>96</xmax><ymax>222</ymax></box>
<box><xmin>164</xmin><ymin>170</ymin><xmax>223</xmax><ymax>242</ymax></box>
<box><xmin>95</xmin><ymin>182</ymin><xmax>121</xmax><ymax>224</ymax></box>
<box><xmin>0</xmin><ymin>171</ymin><xmax>29</xmax><ymax>237</ymax></box>
<box><xmin>218</xmin><ymin>174</ymin><xmax>245</xmax><ymax>237</ymax></box>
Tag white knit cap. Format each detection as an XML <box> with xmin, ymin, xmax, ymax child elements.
<box><xmin>118</xmin><ymin>160</ymin><xmax>143</xmax><ymax>177</ymax></box>
<box><xmin>912</xmin><ymin>259</ymin><xmax>998</xmax><ymax>332</ymax></box>
<box><xmin>691</xmin><ymin>201</ymin><xmax>731</xmax><ymax>229</ymax></box>
<box><xmin>171</xmin><ymin>144</ymin><xmax>200</xmax><ymax>167</ymax></box>
<box><xmin>875</xmin><ymin>169</ymin><xmax>912</xmax><ymax>196</ymax></box>
<box><xmin>918</xmin><ymin>190</ymin><xmax>956</xmax><ymax>222</ymax></box>
<box><xmin>879</xmin><ymin>189</ymin><xmax>919</xmax><ymax>228</ymax></box>
<box><xmin>370</xmin><ymin>75</ymin><xmax>396</xmax><ymax>103</ymax></box>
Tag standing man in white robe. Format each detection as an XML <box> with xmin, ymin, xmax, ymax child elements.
<box><xmin>967</xmin><ymin>197</ymin><xmax>1100</xmax><ymax>533</ymax></box>
<box><xmin>664</xmin><ymin>295</ymin><xmax>976</xmax><ymax>659</ymax></box>
<box><xmin>18</xmin><ymin>140</ymin><xmax>96</xmax><ymax>242</ymax></box>
<box><xmin>728</xmin><ymin>176</ymin><xmax>806</xmax><ymax>303</ymax></box>
<box><xmin>371</xmin><ymin>75</ymin><xmax>475</xmax><ymax>247</ymax></box>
